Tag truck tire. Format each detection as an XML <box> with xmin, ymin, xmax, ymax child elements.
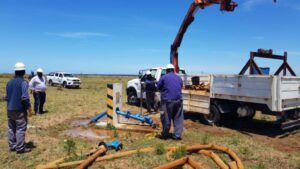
<box><xmin>48</xmin><ymin>80</ymin><xmax>54</xmax><ymax>86</ymax></box>
<box><xmin>127</xmin><ymin>90</ymin><xmax>138</xmax><ymax>106</ymax></box>
<box><xmin>63</xmin><ymin>81</ymin><xmax>67</xmax><ymax>88</ymax></box>
<box><xmin>203</xmin><ymin>104</ymin><xmax>221</xmax><ymax>125</ymax></box>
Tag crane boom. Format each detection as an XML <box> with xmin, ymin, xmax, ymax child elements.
<box><xmin>170</xmin><ymin>0</ymin><xmax>237</xmax><ymax>73</ymax></box>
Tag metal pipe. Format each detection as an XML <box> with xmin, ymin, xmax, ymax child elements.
<box><xmin>89</xmin><ymin>111</ymin><xmax>107</xmax><ymax>123</ymax></box>
<box><xmin>116</xmin><ymin>110</ymin><xmax>153</xmax><ymax>125</ymax></box>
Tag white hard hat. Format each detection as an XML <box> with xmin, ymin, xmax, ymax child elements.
<box><xmin>145</xmin><ymin>70</ymin><xmax>151</xmax><ymax>75</ymax></box>
<box><xmin>36</xmin><ymin>68</ymin><xmax>43</xmax><ymax>73</ymax></box>
<box><xmin>166</xmin><ymin>64</ymin><xmax>175</xmax><ymax>69</ymax></box>
<box><xmin>14</xmin><ymin>62</ymin><xmax>26</xmax><ymax>71</ymax></box>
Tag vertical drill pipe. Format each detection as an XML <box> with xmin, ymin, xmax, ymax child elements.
<box><xmin>75</xmin><ymin>145</ymin><xmax>107</xmax><ymax>169</ymax></box>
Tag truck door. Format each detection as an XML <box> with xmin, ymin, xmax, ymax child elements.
<box><xmin>54</xmin><ymin>73</ymin><xmax>59</xmax><ymax>83</ymax></box>
<box><xmin>58</xmin><ymin>73</ymin><xmax>63</xmax><ymax>84</ymax></box>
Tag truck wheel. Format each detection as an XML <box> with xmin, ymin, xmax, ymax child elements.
<box><xmin>48</xmin><ymin>80</ymin><xmax>53</xmax><ymax>86</ymax></box>
<box><xmin>127</xmin><ymin>90</ymin><xmax>138</xmax><ymax>105</ymax></box>
<box><xmin>203</xmin><ymin>104</ymin><xmax>221</xmax><ymax>125</ymax></box>
<box><xmin>63</xmin><ymin>81</ymin><xmax>67</xmax><ymax>88</ymax></box>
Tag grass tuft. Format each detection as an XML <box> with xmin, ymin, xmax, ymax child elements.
<box><xmin>228</xmin><ymin>136</ymin><xmax>240</xmax><ymax>146</ymax></box>
<box><xmin>63</xmin><ymin>139</ymin><xmax>76</xmax><ymax>156</ymax></box>
<box><xmin>201</xmin><ymin>132</ymin><xmax>211</xmax><ymax>144</ymax></box>
<box><xmin>249</xmin><ymin>163</ymin><xmax>266</xmax><ymax>169</ymax></box>
<box><xmin>155</xmin><ymin>143</ymin><xmax>166</xmax><ymax>155</ymax></box>
<box><xmin>113</xmin><ymin>129</ymin><xmax>119</xmax><ymax>138</ymax></box>
<box><xmin>172</xmin><ymin>145</ymin><xmax>187</xmax><ymax>160</ymax></box>
<box><xmin>64</xmin><ymin>153</ymin><xmax>86</xmax><ymax>163</ymax></box>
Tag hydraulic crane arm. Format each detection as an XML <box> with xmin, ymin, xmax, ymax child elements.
<box><xmin>170</xmin><ymin>0</ymin><xmax>237</xmax><ymax>72</ymax></box>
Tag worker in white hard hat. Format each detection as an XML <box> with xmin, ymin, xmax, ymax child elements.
<box><xmin>157</xmin><ymin>63</ymin><xmax>183</xmax><ymax>140</ymax></box>
<box><xmin>29</xmin><ymin>68</ymin><xmax>47</xmax><ymax>115</ymax></box>
<box><xmin>5</xmin><ymin>62</ymin><xmax>32</xmax><ymax>153</ymax></box>
<box><xmin>141</xmin><ymin>70</ymin><xmax>158</xmax><ymax>112</ymax></box>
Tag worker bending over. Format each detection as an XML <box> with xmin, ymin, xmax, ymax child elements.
<box><xmin>141</xmin><ymin>71</ymin><xmax>158</xmax><ymax>112</ymax></box>
<box><xmin>29</xmin><ymin>68</ymin><xmax>47</xmax><ymax>115</ymax></box>
<box><xmin>157</xmin><ymin>64</ymin><xmax>183</xmax><ymax>140</ymax></box>
<box><xmin>5</xmin><ymin>62</ymin><xmax>31</xmax><ymax>153</ymax></box>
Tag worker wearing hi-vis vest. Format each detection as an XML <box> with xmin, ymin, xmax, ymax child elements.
<box><xmin>157</xmin><ymin>64</ymin><xmax>183</xmax><ymax>140</ymax></box>
<box><xmin>5</xmin><ymin>62</ymin><xmax>31</xmax><ymax>153</ymax></box>
<box><xmin>29</xmin><ymin>68</ymin><xmax>47</xmax><ymax>115</ymax></box>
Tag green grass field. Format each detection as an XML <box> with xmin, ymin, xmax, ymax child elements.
<box><xmin>0</xmin><ymin>75</ymin><xmax>299</xmax><ymax>169</ymax></box>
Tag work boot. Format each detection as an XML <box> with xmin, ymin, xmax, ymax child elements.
<box><xmin>155</xmin><ymin>134</ymin><xmax>168</xmax><ymax>140</ymax></box>
<box><xmin>171</xmin><ymin>135</ymin><xmax>182</xmax><ymax>141</ymax></box>
<box><xmin>9</xmin><ymin>148</ymin><xmax>16</xmax><ymax>152</ymax></box>
<box><xmin>16</xmin><ymin>148</ymin><xmax>31</xmax><ymax>154</ymax></box>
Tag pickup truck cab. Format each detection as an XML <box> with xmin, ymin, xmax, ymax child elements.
<box><xmin>126</xmin><ymin>67</ymin><xmax>186</xmax><ymax>105</ymax></box>
<box><xmin>47</xmin><ymin>72</ymin><xmax>81</xmax><ymax>88</ymax></box>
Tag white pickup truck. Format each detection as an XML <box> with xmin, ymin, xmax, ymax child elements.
<box><xmin>47</xmin><ymin>72</ymin><xmax>81</xmax><ymax>88</ymax></box>
<box><xmin>182</xmin><ymin>74</ymin><xmax>300</xmax><ymax>130</ymax></box>
<box><xmin>126</xmin><ymin>67</ymin><xmax>186</xmax><ymax>105</ymax></box>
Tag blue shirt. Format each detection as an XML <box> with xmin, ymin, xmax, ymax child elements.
<box><xmin>6</xmin><ymin>76</ymin><xmax>30</xmax><ymax>112</ymax></box>
<box><xmin>157</xmin><ymin>72</ymin><xmax>183</xmax><ymax>101</ymax></box>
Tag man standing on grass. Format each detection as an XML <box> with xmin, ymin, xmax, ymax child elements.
<box><xmin>157</xmin><ymin>64</ymin><xmax>184</xmax><ymax>140</ymax></box>
<box><xmin>141</xmin><ymin>70</ymin><xmax>158</xmax><ymax>113</ymax></box>
<box><xmin>29</xmin><ymin>68</ymin><xmax>47</xmax><ymax>115</ymax></box>
<box><xmin>5</xmin><ymin>62</ymin><xmax>31</xmax><ymax>153</ymax></box>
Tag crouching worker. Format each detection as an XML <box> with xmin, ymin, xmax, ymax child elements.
<box><xmin>157</xmin><ymin>64</ymin><xmax>183</xmax><ymax>140</ymax></box>
<box><xmin>5</xmin><ymin>62</ymin><xmax>31</xmax><ymax>153</ymax></box>
<box><xmin>29</xmin><ymin>68</ymin><xmax>47</xmax><ymax>115</ymax></box>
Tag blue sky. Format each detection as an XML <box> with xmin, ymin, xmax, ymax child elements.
<box><xmin>0</xmin><ymin>0</ymin><xmax>300</xmax><ymax>75</ymax></box>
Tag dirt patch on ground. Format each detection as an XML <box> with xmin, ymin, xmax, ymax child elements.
<box><xmin>183</xmin><ymin>112</ymin><xmax>300</xmax><ymax>153</ymax></box>
<box><xmin>64</xmin><ymin>106</ymin><xmax>300</xmax><ymax>156</ymax></box>
<box><xmin>245</xmin><ymin>132</ymin><xmax>300</xmax><ymax>152</ymax></box>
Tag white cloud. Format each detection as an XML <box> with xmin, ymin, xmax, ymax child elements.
<box><xmin>45</xmin><ymin>32</ymin><xmax>110</xmax><ymax>38</ymax></box>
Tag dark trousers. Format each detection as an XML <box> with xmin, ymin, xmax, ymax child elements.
<box><xmin>33</xmin><ymin>92</ymin><xmax>46</xmax><ymax>114</ymax></box>
<box><xmin>160</xmin><ymin>100</ymin><xmax>184</xmax><ymax>138</ymax></box>
<box><xmin>146</xmin><ymin>92</ymin><xmax>155</xmax><ymax>112</ymax></box>
<box><xmin>7</xmin><ymin>111</ymin><xmax>27</xmax><ymax>151</ymax></box>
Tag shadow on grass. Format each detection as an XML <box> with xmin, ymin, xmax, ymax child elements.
<box><xmin>184</xmin><ymin>112</ymin><xmax>300</xmax><ymax>138</ymax></box>
<box><xmin>26</xmin><ymin>141</ymin><xmax>37</xmax><ymax>149</ymax></box>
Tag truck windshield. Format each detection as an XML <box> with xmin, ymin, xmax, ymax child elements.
<box><xmin>161</xmin><ymin>69</ymin><xmax>186</xmax><ymax>76</ymax></box>
<box><xmin>150</xmin><ymin>69</ymin><xmax>157</xmax><ymax>77</ymax></box>
<box><xmin>64</xmin><ymin>74</ymin><xmax>74</xmax><ymax>77</ymax></box>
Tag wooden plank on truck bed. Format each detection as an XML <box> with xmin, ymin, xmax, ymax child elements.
<box><xmin>182</xmin><ymin>89</ymin><xmax>210</xmax><ymax>114</ymax></box>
